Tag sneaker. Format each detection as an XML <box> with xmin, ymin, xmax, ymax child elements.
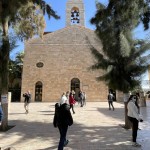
<box><xmin>132</xmin><ymin>142</ymin><xmax>141</xmax><ymax>147</ymax></box>
<box><xmin>64</xmin><ymin>140</ymin><xmax>69</xmax><ymax>147</ymax></box>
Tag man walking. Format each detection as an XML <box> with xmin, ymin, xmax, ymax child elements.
<box><xmin>108</xmin><ymin>91</ymin><xmax>115</xmax><ymax>110</ymax></box>
<box><xmin>53</xmin><ymin>101</ymin><xmax>73</xmax><ymax>150</ymax></box>
<box><xmin>23</xmin><ymin>91</ymin><xmax>31</xmax><ymax>114</ymax></box>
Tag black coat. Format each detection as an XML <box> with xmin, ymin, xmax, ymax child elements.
<box><xmin>23</xmin><ymin>93</ymin><xmax>31</xmax><ymax>103</ymax></box>
<box><xmin>53</xmin><ymin>103</ymin><xmax>73</xmax><ymax>128</ymax></box>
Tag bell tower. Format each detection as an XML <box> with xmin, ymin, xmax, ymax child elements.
<box><xmin>66</xmin><ymin>0</ymin><xmax>85</xmax><ymax>26</ymax></box>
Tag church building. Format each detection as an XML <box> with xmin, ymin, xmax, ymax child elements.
<box><xmin>21</xmin><ymin>0</ymin><xmax>111</xmax><ymax>102</ymax></box>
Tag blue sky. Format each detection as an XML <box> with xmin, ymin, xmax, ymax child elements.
<box><xmin>44</xmin><ymin>0</ymin><xmax>149</xmax><ymax>39</ymax></box>
<box><xmin>10</xmin><ymin>0</ymin><xmax>108</xmax><ymax>59</ymax></box>
<box><xmin>43</xmin><ymin>0</ymin><xmax>108</xmax><ymax>31</ymax></box>
<box><xmin>10</xmin><ymin>0</ymin><xmax>150</xmax><ymax>86</ymax></box>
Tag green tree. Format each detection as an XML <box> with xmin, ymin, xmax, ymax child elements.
<box><xmin>8</xmin><ymin>52</ymin><xmax>24</xmax><ymax>103</ymax></box>
<box><xmin>141</xmin><ymin>2</ymin><xmax>150</xmax><ymax>30</ymax></box>
<box><xmin>90</xmin><ymin>0</ymin><xmax>150</xmax><ymax>129</ymax></box>
<box><xmin>0</xmin><ymin>30</ymin><xmax>17</xmax><ymax>92</ymax></box>
<box><xmin>0</xmin><ymin>0</ymin><xmax>59</xmax><ymax>131</ymax></box>
<box><xmin>9</xmin><ymin>60</ymin><xmax>19</xmax><ymax>88</ymax></box>
<box><xmin>15</xmin><ymin>52</ymin><xmax>24</xmax><ymax>65</ymax></box>
<box><xmin>9</xmin><ymin>52</ymin><xmax>24</xmax><ymax>88</ymax></box>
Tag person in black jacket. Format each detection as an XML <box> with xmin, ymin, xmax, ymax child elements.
<box><xmin>53</xmin><ymin>102</ymin><xmax>73</xmax><ymax>150</ymax></box>
<box><xmin>108</xmin><ymin>91</ymin><xmax>115</xmax><ymax>110</ymax></box>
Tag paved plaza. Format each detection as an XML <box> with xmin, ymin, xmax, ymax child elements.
<box><xmin>0</xmin><ymin>101</ymin><xmax>150</xmax><ymax>150</ymax></box>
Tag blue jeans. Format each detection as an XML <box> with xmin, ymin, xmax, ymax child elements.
<box><xmin>58</xmin><ymin>125</ymin><xmax>68</xmax><ymax>150</ymax></box>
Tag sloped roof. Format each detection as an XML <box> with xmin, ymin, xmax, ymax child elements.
<box><xmin>26</xmin><ymin>25</ymin><xmax>101</xmax><ymax>46</ymax></box>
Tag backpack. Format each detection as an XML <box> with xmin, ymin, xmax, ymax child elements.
<box><xmin>108</xmin><ymin>94</ymin><xmax>114</xmax><ymax>101</ymax></box>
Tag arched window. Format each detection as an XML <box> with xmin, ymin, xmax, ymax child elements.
<box><xmin>71</xmin><ymin>7</ymin><xmax>80</xmax><ymax>24</ymax></box>
<box><xmin>35</xmin><ymin>81</ymin><xmax>43</xmax><ymax>102</ymax></box>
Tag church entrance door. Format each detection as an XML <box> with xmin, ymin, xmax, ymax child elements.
<box><xmin>71</xmin><ymin>78</ymin><xmax>80</xmax><ymax>100</ymax></box>
<box><xmin>35</xmin><ymin>81</ymin><xmax>42</xmax><ymax>102</ymax></box>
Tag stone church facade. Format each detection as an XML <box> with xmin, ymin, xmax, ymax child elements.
<box><xmin>21</xmin><ymin>0</ymin><xmax>117</xmax><ymax>102</ymax></box>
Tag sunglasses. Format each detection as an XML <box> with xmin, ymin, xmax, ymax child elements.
<box><xmin>132</xmin><ymin>96</ymin><xmax>137</xmax><ymax>99</ymax></box>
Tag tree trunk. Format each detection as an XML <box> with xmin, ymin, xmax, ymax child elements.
<box><xmin>124</xmin><ymin>102</ymin><xmax>131</xmax><ymax>129</ymax></box>
<box><xmin>139</xmin><ymin>91</ymin><xmax>146</xmax><ymax>107</ymax></box>
<box><xmin>123</xmin><ymin>93</ymin><xmax>131</xmax><ymax>129</ymax></box>
<box><xmin>0</xmin><ymin>17</ymin><xmax>9</xmax><ymax>131</ymax></box>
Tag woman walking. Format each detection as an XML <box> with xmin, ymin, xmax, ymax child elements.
<box><xmin>53</xmin><ymin>102</ymin><xmax>73</xmax><ymax>150</ymax></box>
<box><xmin>127</xmin><ymin>94</ymin><xmax>143</xmax><ymax>147</ymax></box>
<box><xmin>69</xmin><ymin>92</ymin><xmax>76</xmax><ymax>114</ymax></box>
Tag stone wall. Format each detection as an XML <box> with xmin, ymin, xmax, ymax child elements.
<box><xmin>21</xmin><ymin>26</ymin><xmax>108</xmax><ymax>102</ymax></box>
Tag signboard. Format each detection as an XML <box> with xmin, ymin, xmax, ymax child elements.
<box><xmin>1</xmin><ymin>94</ymin><xmax>8</xmax><ymax>104</ymax></box>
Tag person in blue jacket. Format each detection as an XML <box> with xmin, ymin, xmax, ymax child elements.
<box><xmin>0</xmin><ymin>104</ymin><xmax>3</xmax><ymax>125</ymax></box>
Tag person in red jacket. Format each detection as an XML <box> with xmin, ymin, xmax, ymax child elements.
<box><xmin>69</xmin><ymin>92</ymin><xmax>76</xmax><ymax>114</ymax></box>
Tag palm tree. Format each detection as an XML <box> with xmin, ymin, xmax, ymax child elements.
<box><xmin>0</xmin><ymin>0</ymin><xmax>59</xmax><ymax>130</ymax></box>
<box><xmin>8</xmin><ymin>52</ymin><xmax>24</xmax><ymax>102</ymax></box>
<box><xmin>90</xmin><ymin>40</ymin><xmax>150</xmax><ymax>128</ymax></box>
<box><xmin>90</xmin><ymin>0</ymin><xmax>150</xmax><ymax>129</ymax></box>
<box><xmin>15</xmin><ymin>52</ymin><xmax>24</xmax><ymax>65</ymax></box>
<box><xmin>9</xmin><ymin>52</ymin><xmax>24</xmax><ymax>89</ymax></box>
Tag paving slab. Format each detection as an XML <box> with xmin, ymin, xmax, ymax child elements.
<box><xmin>0</xmin><ymin>101</ymin><xmax>150</xmax><ymax>150</ymax></box>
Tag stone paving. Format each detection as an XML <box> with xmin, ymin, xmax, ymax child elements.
<box><xmin>0</xmin><ymin>101</ymin><xmax>150</xmax><ymax>150</ymax></box>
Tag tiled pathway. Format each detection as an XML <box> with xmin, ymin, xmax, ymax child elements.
<box><xmin>0</xmin><ymin>101</ymin><xmax>150</xmax><ymax>150</ymax></box>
